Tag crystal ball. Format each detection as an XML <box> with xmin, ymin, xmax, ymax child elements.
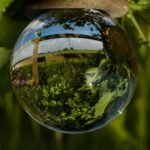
<box><xmin>10</xmin><ymin>9</ymin><xmax>137</xmax><ymax>133</ymax></box>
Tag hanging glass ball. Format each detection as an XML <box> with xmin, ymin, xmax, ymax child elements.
<box><xmin>10</xmin><ymin>9</ymin><xmax>137</xmax><ymax>133</ymax></box>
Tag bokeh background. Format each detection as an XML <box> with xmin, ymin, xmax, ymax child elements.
<box><xmin>0</xmin><ymin>0</ymin><xmax>150</xmax><ymax>150</ymax></box>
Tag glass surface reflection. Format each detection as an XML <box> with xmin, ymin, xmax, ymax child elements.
<box><xmin>10</xmin><ymin>9</ymin><xmax>137</xmax><ymax>133</ymax></box>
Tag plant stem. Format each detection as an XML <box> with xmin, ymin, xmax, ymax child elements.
<box><xmin>128</xmin><ymin>13</ymin><xmax>147</xmax><ymax>42</ymax></box>
<box><xmin>55</xmin><ymin>132</ymin><xmax>64</xmax><ymax>150</ymax></box>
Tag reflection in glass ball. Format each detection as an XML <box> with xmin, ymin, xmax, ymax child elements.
<box><xmin>10</xmin><ymin>9</ymin><xmax>137</xmax><ymax>133</ymax></box>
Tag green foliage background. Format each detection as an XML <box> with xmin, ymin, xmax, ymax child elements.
<box><xmin>0</xmin><ymin>0</ymin><xmax>150</xmax><ymax>149</ymax></box>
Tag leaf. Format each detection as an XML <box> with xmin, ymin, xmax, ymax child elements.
<box><xmin>0</xmin><ymin>16</ymin><xmax>27</xmax><ymax>48</ymax></box>
<box><xmin>94</xmin><ymin>91</ymin><xmax>116</xmax><ymax>118</ymax></box>
<box><xmin>94</xmin><ymin>78</ymin><xmax>128</xmax><ymax>118</ymax></box>
<box><xmin>0</xmin><ymin>0</ymin><xmax>12</xmax><ymax>14</ymax></box>
<box><xmin>0</xmin><ymin>47</ymin><xmax>10</xmax><ymax>69</ymax></box>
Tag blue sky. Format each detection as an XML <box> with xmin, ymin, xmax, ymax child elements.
<box><xmin>13</xmin><ymin>18</ymin><xmax>101</xmax><ymax>52</ymax></box>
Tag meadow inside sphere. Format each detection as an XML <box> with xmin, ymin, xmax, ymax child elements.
<box><xmin>10</xmin><ymin>9</ymin><xmax>137</xmax><ymax>133</ymax></box>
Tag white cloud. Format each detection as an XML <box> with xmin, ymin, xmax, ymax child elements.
<box><xmin>24</xmin><ymin>19</ymin><xmax>47</xmax><ymax>32</ymax></box>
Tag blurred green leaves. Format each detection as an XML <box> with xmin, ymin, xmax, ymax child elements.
<box><xmin>0</xmin><ymin>16</ymin><xmax>27</xmax><ymax>48</ymax></box>
<box><xmin>0</xmin><ymin>0</ymin><xmax>12</xmax><ymax>15</ymax></box>
<box><xmin>129</xmin><ymin>0</ymin><xmax>150</xmax><ymax>12</ymax></box>
<box><xmin>0</xmin><ymin>0</ymin><xmax>150</xmax><ymax>150</ymax></box>
<box><xmin>0</xmin><ymin>47</ymin><xmax>10</xmax><ymax>69</ymax></box>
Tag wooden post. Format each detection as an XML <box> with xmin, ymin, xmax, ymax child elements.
<box><xmin>32</xmin><ymin>33</ymin><xmax>40</xmax><ymax>84</ymax></box>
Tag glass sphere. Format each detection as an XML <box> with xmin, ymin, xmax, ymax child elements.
<box><xmin>10</xmin><ymin>9</ymin><xmax>137</xmax><ymax>133</ymax></box>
